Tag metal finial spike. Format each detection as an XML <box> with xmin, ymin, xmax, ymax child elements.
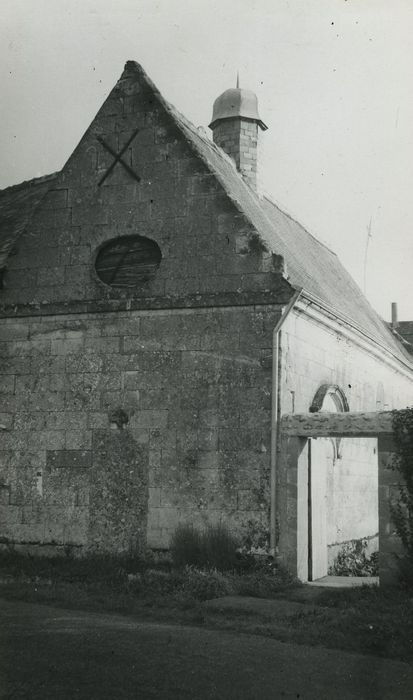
<box><xmin>236</xmin><ymin>71</ymin><xmax>240</xmax><ymax>89</ymax></box>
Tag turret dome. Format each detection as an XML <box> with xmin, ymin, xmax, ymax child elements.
<box><xmin>209</xmin><ymin>87</ymin><xmax>267</xmax><ymax>130</ymax></box>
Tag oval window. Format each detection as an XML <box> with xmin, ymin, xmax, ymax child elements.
<box><xmin>95</xmin><ymin>235</ymin><xmax>162</xmax><ymax>288</ymax></box>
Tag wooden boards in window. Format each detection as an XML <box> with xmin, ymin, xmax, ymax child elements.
<box><xmin>95</xmin><ymin>235</ymin><xmax>161</xmax><ymax>288</ymax></box>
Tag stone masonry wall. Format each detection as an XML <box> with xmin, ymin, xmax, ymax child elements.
<box><xmin>0</xmin><ymin>62</ymin><xmax>292</xmax><ymax>552</ymax></box>
<box><xmin>0</xmin><ymin>306</ymin><xmax>280</xmax><ymax>551</ymax></box>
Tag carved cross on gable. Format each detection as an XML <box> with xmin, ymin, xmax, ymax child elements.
<box><xmin>97</xmin><ymin>128</ymin><xmax>141</xmax><ymax>186</ymax></box>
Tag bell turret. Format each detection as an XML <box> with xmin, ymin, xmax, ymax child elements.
<box><xmin>209</xmin><ymin>78</ymin><xmax>267</xmax><ymax>190</ymax></box>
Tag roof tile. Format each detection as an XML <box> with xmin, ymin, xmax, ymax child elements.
<box><xmin>0</xmin><ymin>173</ymin><xmax>57</xmax><ymax>269</ymax></box>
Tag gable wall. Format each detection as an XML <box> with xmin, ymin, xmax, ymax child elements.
<box><xmin>1</xmin><ymin>64</ymin><xmax>284</xmax><ymax>309</ymax></box>
<box><xmin>0</xmin><ymin>64</ymin><xmax>291</xmax><ymax>553</ymax></box>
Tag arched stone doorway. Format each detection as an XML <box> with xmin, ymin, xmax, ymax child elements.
<box><xmin>308</xmin><ymin>385</ymin><xmax>378</xmax><ymax>581</ymax></box>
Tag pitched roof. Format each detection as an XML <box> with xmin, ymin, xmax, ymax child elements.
<box><xmin>0</xmin><ymin>173</ymin><xmax>57</xmax><ymax>270</ymax></box>
<box><xmin>0</xmin><ymin>61</ymin><xmax>410</xmax><ymax>368</ymax></box>
<box><xmin>151</xmin><ymin>72</ymin><xmax>410</xmax><ymax>364</ymax></box>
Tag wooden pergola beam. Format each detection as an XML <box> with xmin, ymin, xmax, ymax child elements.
<box><xmin>280</xmin><ymin>411</ymin><xmax>393</xmax><ymax>438</ymax></box>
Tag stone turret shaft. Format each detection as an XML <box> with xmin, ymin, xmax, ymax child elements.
<box><xmin>209</xmin><ymin>85</ymin><xmax>267</xmax><ymax>191</ymax></box>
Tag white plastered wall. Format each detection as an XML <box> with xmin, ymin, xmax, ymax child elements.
<box><xmin>279</xmin><ymin>304</ymin><xmax>413</xmax><ymax>562</ymax></box>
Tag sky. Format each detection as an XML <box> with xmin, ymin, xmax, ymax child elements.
<box><xmin>1</xmin><ymin>0</ymin><xmax>412</xmax><ymax>322</ymax></box>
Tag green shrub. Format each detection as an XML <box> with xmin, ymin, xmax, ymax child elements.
<box><xmin>393</xmin><ymin>556</ymin><xmax>413</xmax><ymax>588</ymax></box>
<box><xmin>328</xmin><ymin>540</ymin><xmax>379</xmax><ymax>577</ymax></box>
<box><xmin>170</xmin><ymin>523</ymin><xmax>239</xmax><ymax>571</ymax></box>
<box><xmin>390</xmin><ymin>408</ymin><xmax>413</xmax><ymax>578</ymax></box>
<box><xmin>390</xmin><ymin>408</ymin><xmax>413</xmax><ymax>587</ymax></box>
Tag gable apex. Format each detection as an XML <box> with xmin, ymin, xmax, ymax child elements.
<box><xmin>0</xmin><ymin>61</ymin><xmax>411</xmax><ymax>370</ymax></box>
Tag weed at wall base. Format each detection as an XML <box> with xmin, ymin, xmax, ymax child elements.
<box><xmin>170</xmin><ymin>523</ymin><xmax>239</xmax><ymax>571</ymax></box>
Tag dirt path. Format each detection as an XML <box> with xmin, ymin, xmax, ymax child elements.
<box><xmin>1</xmin><ymin>598</ymin><xmax>412</xmax><ymax>699</ymax></box>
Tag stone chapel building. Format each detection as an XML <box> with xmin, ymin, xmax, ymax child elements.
<box><xmin>1</xmin><ymin>61</ymin><xmax>413</xmax><ymax>579</ymax></box>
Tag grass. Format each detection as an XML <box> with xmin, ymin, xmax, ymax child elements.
<box><xmin>0</xmin><ymin>547</ymin><xmax>291</xmax><ymax>602</ymax></box>
<box><xmin>278</xmin><ymin>585</ymin><xmax>413</xmax><ymax>661</ymax></box>
<box><xmin>1</xmin><ymin>549</ymin><xmax>413</xmax><ymax>662</ymax></box>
